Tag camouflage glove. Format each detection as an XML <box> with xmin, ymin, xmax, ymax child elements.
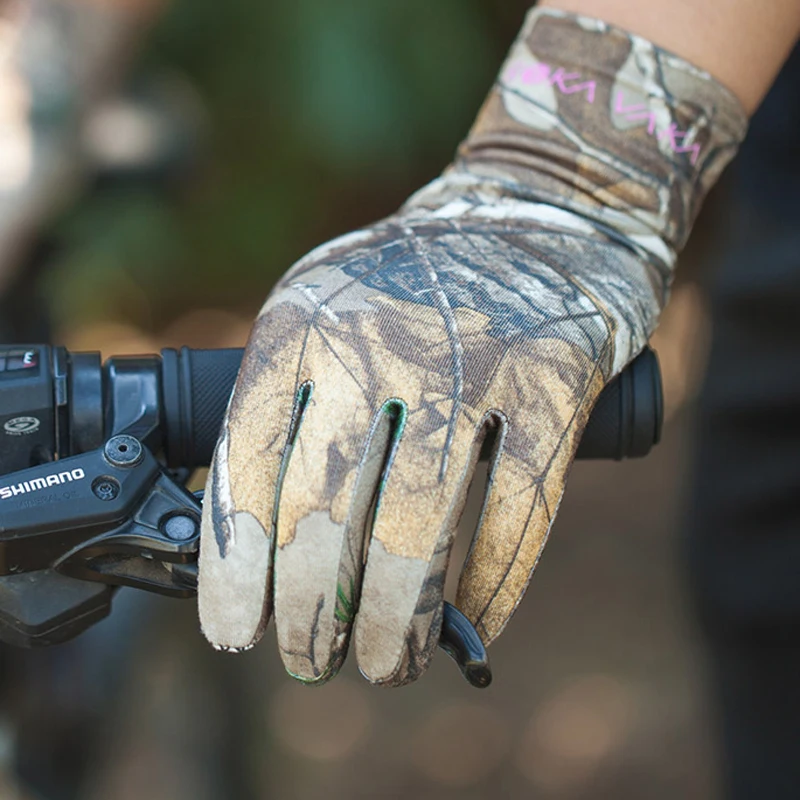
<box><xmin>198</xmin><ymin>8</ymin><xmax>747</xmax><ymax>685</ymax></box>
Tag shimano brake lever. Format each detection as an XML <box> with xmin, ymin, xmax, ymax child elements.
<box><xmin>0</xmin><ymin>435</ymin><xmax>492</xmax><ymax>686</ymax></box>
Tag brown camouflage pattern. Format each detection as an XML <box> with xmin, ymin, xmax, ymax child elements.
<box><xmin>198</xmin><ymin>8</ymin><xmax>747</xmax><ymax>686</ymax></box>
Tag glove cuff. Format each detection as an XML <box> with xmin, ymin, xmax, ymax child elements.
<box><xmin>448</xmin><ymin>7</ymin><xmax>748</xmax><ymax>261</ymax></box>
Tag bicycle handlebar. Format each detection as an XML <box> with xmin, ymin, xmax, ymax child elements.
<box><xmin>0</xmin><ymin>344</ymin><xmax>662</xmax><ymax>477</ymax></box>
<box><xmin>0</xmin><ymin>343</ymin><xmax>663</xmax><ymax>683</ymax></box>
<box><xmin>163</xmin><ymin>345</ymin><xmax>663</xmax><ymax>466</ymax></box>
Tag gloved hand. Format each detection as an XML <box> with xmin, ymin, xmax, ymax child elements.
<box><xmin>198</xmin><ymin>8</ymin><xmax>746</xmax><ymax>685</ymax></box>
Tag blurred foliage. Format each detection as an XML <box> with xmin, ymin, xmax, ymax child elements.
<box><xmin>45</xmin><ymin>0</ymin><xmax>534</xmax><ymax>335</ymax></box>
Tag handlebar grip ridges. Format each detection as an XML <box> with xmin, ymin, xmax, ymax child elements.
<box><xmin>162</xmin><ymin>347</ymin><xmax>243</xmax><ymax>468</ymax></box>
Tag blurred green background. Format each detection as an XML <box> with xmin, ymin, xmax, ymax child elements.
<box><xmin>46</xmin><ymin>0</ymin><xmax>527</xmax><ymax>343</ymax></box>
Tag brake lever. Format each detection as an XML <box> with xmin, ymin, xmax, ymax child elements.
<box><xmin>0</xmin><ymin>435</ymin><xmax>492</xmax><ymax>687</ymax></box>
<box><xmin>0</xmin><ymin>436</ymin><xmax>198</xmax><ymax>593</ymax></box>
<box><xmin>52</xmin><ymin>437</ymin><xmax>201</xmax><ymax>596</ymax></box>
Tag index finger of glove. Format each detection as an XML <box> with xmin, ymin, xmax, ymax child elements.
<box><xmin>198</xmin><ymin>303</ymin><xmax>311</xmax><ymax>650</ymax></box>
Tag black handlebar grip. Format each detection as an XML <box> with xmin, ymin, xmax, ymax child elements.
<box><xmin>576</xmin><ymin>347</ymin><xmax>663</xmax><ymax>460</ymax></box>
<box><xmin>161</xmin><ymin>345</ymin><xmax>662</xmax><ymax>468</ymax></box>
<box><xmin>161</xmin><ymin>347</ymin><xmax>244</xmax><ymax>468</ymax></box>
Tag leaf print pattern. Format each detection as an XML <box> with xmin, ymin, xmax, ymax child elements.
<box><xmin>197</xmin><ymin>8</ymin><xmax>747</xmax><ymax>686</ymax></box>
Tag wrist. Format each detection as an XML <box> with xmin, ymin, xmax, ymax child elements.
<box><xmin>416</xmin><ymin>8</ymin><xmax>748</xmax><ymax>265</ymax></box>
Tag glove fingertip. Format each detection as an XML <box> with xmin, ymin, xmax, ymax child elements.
<box><xmin>198</xmin><ymin>507</ymin><xmax>273</xmax><ymax>650</ymax></box>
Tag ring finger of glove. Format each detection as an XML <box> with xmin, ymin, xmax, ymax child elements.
<box><xmin>354</xmin><ymin>403</ymin><xmax>483</xmax><ymax>687</ymax></box>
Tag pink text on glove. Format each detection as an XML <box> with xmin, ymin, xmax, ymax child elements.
<box><xmin>503</xmin><ymin>60</ymin><xmax>701</xmax><ymax>165</ymax></box>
